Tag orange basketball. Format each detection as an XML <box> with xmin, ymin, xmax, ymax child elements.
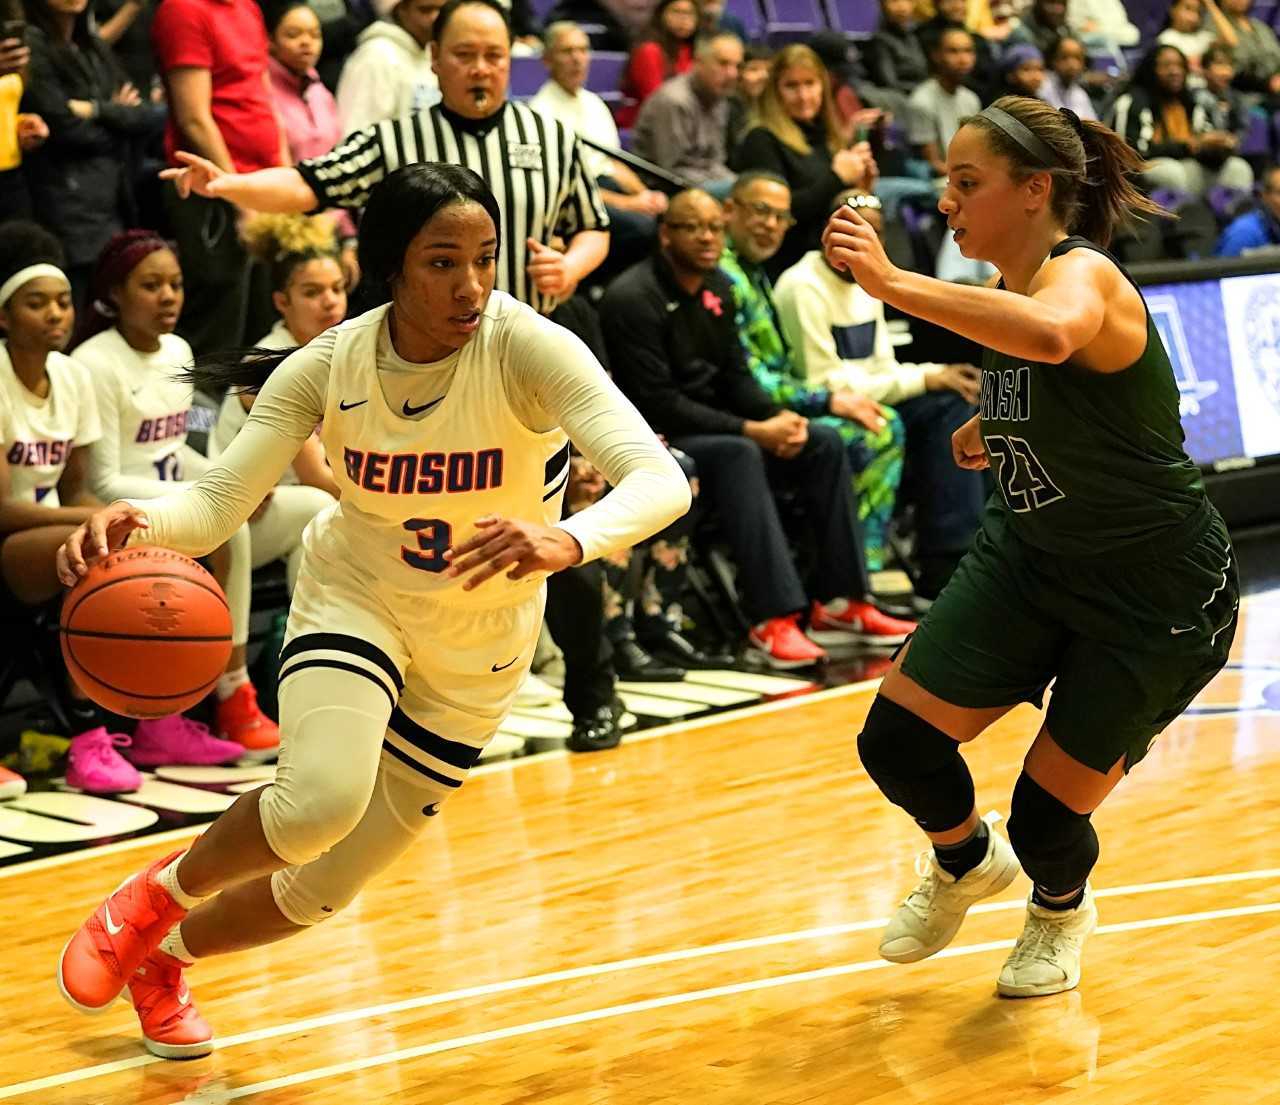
<box><xmin>59</xmin><ymin>545</ymin><xmax>233</xmax><ymax>718</ymax></box>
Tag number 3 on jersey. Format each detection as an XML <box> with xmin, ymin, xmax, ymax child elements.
<box><xmin>402</xmin><ymin>518</ymin><xmax>453</xmax><ymax>572</ymax></box>
<box><xmin>985</xmin><ymin>434</ymin><xmax>1065</xmax><ymax>513</ymax></box>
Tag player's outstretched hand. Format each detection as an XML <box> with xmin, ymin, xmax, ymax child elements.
<box><xmin>159</xmin><ymin>151</ymin><xmax>227</xmax><ymax>200</ymax></box>
<box><xmin>821</xmin><ymin>201</ymin><xmax>897</xmax><ymax>300</ymax></box>
<box><xmin>951</xmin><ymin>414</ymin><xmax>989</xmax><ymax>471</ymax></box>
<box><xmin>444</xmin><ymin>516</ymin><xmax>583</xmax><ymax>590</ymax></box>
<box><xmin>57</xmin><ymin>502</ymin><xmax>151</xmax><ymax>586</ymax></box>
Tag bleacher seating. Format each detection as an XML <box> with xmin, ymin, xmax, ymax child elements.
<box><xmin>763</xmin><ymin>0</ymin><xmax>825</xmax><ymax>41</ymax></box>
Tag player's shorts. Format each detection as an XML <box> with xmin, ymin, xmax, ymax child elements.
<box><xmin>279</xmin><ymin>541</ymin><xmax>545</xmax><ymax>799</ymax></box>
<box><xmin>900</xmin><ymin>497</ymin><xmax>1239</xmax><ymax>774</ymax></box>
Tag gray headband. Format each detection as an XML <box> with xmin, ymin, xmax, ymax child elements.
<box><xmin>978</xmin><ymin>105</ymin><xmax>1060</xmax><ymax>168</ymax></box>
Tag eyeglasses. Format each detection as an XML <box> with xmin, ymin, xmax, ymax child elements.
<box><xmin>664</xmin><ymin>220</ymin><xmax>728</xmax><ymax>236</ymax></box>
<box><xmin>742</xmin><ymin>201</ymin><xmax>796</xmax><ymax>227</ymax></box>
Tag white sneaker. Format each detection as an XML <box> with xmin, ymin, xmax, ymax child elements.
<box><xmin>997</xmin><ymin>886</ymin><xmax>1097</xmax><ymax>998</ymax></box>
<box><xmin>514</xmin><ymin>672</ymin><xmax>560</xmax><ymax>709</ymax></box>
<box><xmin>879</xmin><ymin>814</ymin><xmax>1022</xmax><ymax>964</ymax></box>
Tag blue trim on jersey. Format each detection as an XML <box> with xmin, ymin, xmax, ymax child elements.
<box><xmin>388</xmin><ymin>707</ymin><xmax>484</xmax><ymax>770</ymax></box>
<box><xmin>543</xmin><ymin>442</ymin><xmax>570</xmax><ymax>485</ymax></box>
<box><xmin>280</xmin><ymin>633</ymin><xmax>405</xmax><ymax>693</ymax></box>
<box><xmin>383</xmin><ymin>740</ymin><xmax>466</xmax><ymax>788</ymax></box>
<box><xmin>278</xmin><ymin>658</ymin><xmax>397</xmax><ymax>711</ymax></box>
<box><xmin>543</xmin><ymin>469</ymin><xmax>569</xmax><ymax>501</ymax></box>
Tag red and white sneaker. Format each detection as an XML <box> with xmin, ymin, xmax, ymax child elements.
<box><xmin>126</xmin><ymin>949</ymin><xmax>214</xmax><ymax>1059</ymax></box>
<box><xmin>57</xmin><ymin>850</ymin><xmax>188</xmax><ymax>1014</ymax></box>
<box><xmin>0</xmin><ymin>764</ymin><xmax>26</xmax><ymax>800</ymax></box>
<box><xmin>808</xmin><ymin>599</ymin><xmax>916</xmax><ymax>648</ymax></box>
<box><xmin>216</xmin><ymin>684</ymin><xmax>279</xmax><ymax>762</ymax></box>
<box><xmin>748</xmin><ymin>615</ymin><xmax>828</xmax><ymax>670</ymax></box>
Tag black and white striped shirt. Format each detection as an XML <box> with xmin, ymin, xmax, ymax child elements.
<box><xmin>295</xmin><ymin>101</ymin><xmax>610</xmax><ymax>315</ymax></box>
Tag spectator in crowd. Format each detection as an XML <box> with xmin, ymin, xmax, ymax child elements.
<box><xmin>1068</xmin><ymin>0</ymin><xmax>1140</xmax><ymax>50</ymax></box>
<box><xmin>731</xmin><ymin>45</ymin><xmax>876</xmax><ymax>277</ymax></box>
<box><xmin>632</xmin><ymin>31</ymin><xmax>741</xmax><ymax>197</ymax></box>
<box><xmin>908</xmin><ymin>26</ymin><xmax>979</xmax><ymax>180</ymax></box>
<box><xmin>264</xmin><ymin>0</ymin><xmax>359</xmax><ymax>288</ymax></box>
<box><xmin>1040</xmin><ymin>33</ymin><xmax>1098</xmax><ymax>118</ymax></box>
<box><xmin>774</xmin><ymin>190</ymin><xmax>984</xmax><ymax>602</ymax></box>
<box><xmin>916</xmin><ymin>0</ymin><xmax>998</xmax><ymax>101</ymax></box>
<box><xmin>1</xmin><ymin>28</ymin><xmax>47</xmax><ymax>224</ymax></box>
<box><xmin>0</xmin><ymin>221</ymin><xmax>140</xmax><ymax>797</ymax></box>
<box><xmin>209</xmin><ymin>214</ymin><xmax>344</xmax><ymax>506</ymax></box>
<box><xmin>720</xmin><ymin>171</ymin><xmax>905</xmax><ymax>574</ymax></box>
<box><xmin>1000</xmin><ymin>42</ymin><xmax>1046</xmax><ymax>99</ymax></box>
<box><xmin>21</xmin><ymin>0</ymin><xmax>153</xmax><ymax>311</ymax></box>
<box><xmin>616</xmin><ymin>0</ymin><xmax>697</xmax><ymax>128</ymax></box>
<box><xmin>544</xmin><ymin>0</ymin><xmax>630</xmax><ymax>52</ymax></box>
<box><xmin>336</xmin><ymin>0</ymin><xmax>441</xmax><ymax>133</ymax></box>
<box><xmin>152</xmin><ymin>0</ymin><xmax>285</xmax><ymax>354</ymax></box>
<box><xmin>1008</xmin><ymin>0</ymin><xmax>1077</xmax><ymax>55</ymax></box>
<box><xmin>984</xmin><ymin>0</ymin><xmax>1017</xmax><ymax>43</ymax></box>
<box><xmin>1110</xmin><ymin>44</ymin><xmax>1254</xmax><ymax>196</ymax></box>
<box><xmin>866</xmin><ymin>0</ymin><xmax>930</xmax><ymax>101</ymax></box>
<box><xmin>1209</xmin><ymin>0</ymin><xmax>1280</xmax><ymax>103</ymax></box>
<box><xmin>1156</xmin><ymin>0</ymin><xmax>1216</xmax><ymax>78</ymax></box>
<box><xmin>1200</xmin><ymin>41</ymin><xmax>1248</xmax><ymax>137</ymax></box>
<box><xmin>532</xmin><ymin>21</ymin><xmax>666</xmax><ymax>272</ymax></box>
<box><xmin>601</xmin><ymin>190</ymin><xmax>916</xmax><ymax>668</ymax></box>
<box><xmin>70</xmin><ymin>231</ymin><xmax>291</xmax><ymax>757</ymax></box>
<box><xmin>162</xmin><ymin>0</ymin><xmax>610</xmax><ymax>318</ymax></box>
<box><xmin>727</xmin><ymin>42</ymin><xmax>771</xmax><ymax>146</ymax></box>
<box><xmin>808</xmin><ymin>32</ymin><xmax>892</xmax><ymax>144</ymax></box>
<box><xmin>94</xmin><ymin>0</ymin><xmax>160</xmax><ymax>94</ymax></box>
<box><xmin>697</xmin><ymin>0</ymin><xmax>746</xmax><ymax>41</ymax></box>
<box><xmin>493</xmin><ymin>0</ymin><xmax>543</xmax><ymax>49</ymax></box>
<box><xmin>1217</xmin><ymin>162</ymin><xmax>1280</xmax><ymax>255</ymax></box>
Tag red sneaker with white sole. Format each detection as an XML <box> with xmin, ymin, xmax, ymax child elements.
<box><xmin>748</xmin><ymin>615</ymin><xmax>827</xmax><ymax>669</ymax></box>
<box><xmin>57</xmin><ymin>850</ymin><xmax>188</xmax><ymax>1014</ymax></box>
<box><xmin>126</xmin><ymin>948</ymin><xmax>214</xmax><ymax>1059</ymax></box>
<box><xmin>215</xmin><ymin>684</ymin><xmax>279</xmax><ymax>761</ymax></box>
<box><xmin>808</xmin><ymin>599</ymin><xmax>916</xmax><ymax>647</ymax></box>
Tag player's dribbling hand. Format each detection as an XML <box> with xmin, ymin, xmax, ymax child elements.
<box><xmin>443</xmin><ymin>516</ymin><xmax>583</xmax><ymax>590</ymax></box>
<box><xmin>159</xmin><ymin>151</ymin><xmax>227</xmax><ymax>200</ymax></box>
<box><xmin>57</xmin><ymin>502</ymin><xmax>152</xmax><ymax>586</ymax></box>
<box><xmin>821</xmin><ymin>202</ymin><xmax>897</xmax><ymax>300</ymax></box>
<box><xmin>951</xmin><ymin>414</ymin><xmax>989</xmax><ymax>471</ymax></box>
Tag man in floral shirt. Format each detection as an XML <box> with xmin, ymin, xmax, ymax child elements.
<box><xmin>719</xmin><ymin>171</ymin><xmax>904</xmax><ymax>572</ymax></box>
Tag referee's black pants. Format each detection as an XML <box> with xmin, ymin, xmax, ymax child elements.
<box><xmin>545</xmin><ymin>562</ymin><xmax>617</xmax><ymax>720</ymax></box>
<box><xmin>672</xmin><ymin>424</ymin><xmax>870</xmax><ymax>625</ymax></box>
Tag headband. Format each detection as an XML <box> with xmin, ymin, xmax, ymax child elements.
<box><xmin>93</xmin><ymin>232</ymin><xmax>171</xmax><ymax>302</ymax></box>
<box><xmin>0</xmin><ymin>264</ymin><xmax>70</xmax><ymax>309</ymax></box>
<box><xmin>977</xmin><ymin>105</ymin><xmax>1060</xmax><ymax>168</ymax></box>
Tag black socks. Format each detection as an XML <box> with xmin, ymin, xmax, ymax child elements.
<box><xmin>1032</xmin><ymin>885</ymin><xmax>1086</xmax><ymax>912</ymax></box>
<box><xmin>933</xmin><ymin>819</ymin><xmax>990</xmax><ymax>880</ymax></box>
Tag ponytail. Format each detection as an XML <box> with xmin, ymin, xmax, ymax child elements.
<box><xmin>181</xmin><ymin>346</ymin><xmax>295</xmax><ymax>397</ymax></box>
<box><xmin>1073</xmin><ymin>117</ymin><xmax>1165</xmax><ymax>246</ymax></box>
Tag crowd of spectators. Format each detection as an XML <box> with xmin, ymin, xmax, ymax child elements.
<box><xmin>3</xmin><ymin>0</ymin><xmax>1280</xmax><ymax>801</ymax></box>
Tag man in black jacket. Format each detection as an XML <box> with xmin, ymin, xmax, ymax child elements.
<box><xmin>600</xmin><ymin>189</ymin><xmax>915</xmax><ymax>669</ymax></box>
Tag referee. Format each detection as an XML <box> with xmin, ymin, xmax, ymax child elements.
<box><xmin>162</xmin><ymin>0</ymin><xmax>610</xmax><ymax>314</ymax></box>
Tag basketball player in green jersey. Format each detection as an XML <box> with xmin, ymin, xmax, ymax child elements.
<box><xmin>821</xmin><ymin>96</ymin><xmax>1239</xmax><ymax>997</ymax></box>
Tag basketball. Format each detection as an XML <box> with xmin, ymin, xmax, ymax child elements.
<box><xmin>59</xmin><ymin>546</ymin><xmax>233</xmax><ymax>719</ymax></box>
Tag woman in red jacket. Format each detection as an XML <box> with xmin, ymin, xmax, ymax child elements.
<box><xmin>616</xmin><ymin>0</ymin><xmax>698</xmax><ymax>128</ymax></box>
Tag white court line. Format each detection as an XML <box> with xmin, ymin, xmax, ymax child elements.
<box><xmin>45</xmin><ymin>902</ymin><xmax>1280</xmax><ymax>1103</ymax></box>
<box><xmin>5</xmin><ymin>866</ymin><xmax>1279</xmax><ymax>1101</ymax></box>
<box><xmin>0</xmin><ymin>679</ymin><xmax>880</xmax><ymax>881</ymax></box>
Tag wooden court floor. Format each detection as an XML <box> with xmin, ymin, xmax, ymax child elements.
<box><xmin>3</xmin><ymin>595</ymin><xmax>1279</xmax><ymax>1104</ymax></box>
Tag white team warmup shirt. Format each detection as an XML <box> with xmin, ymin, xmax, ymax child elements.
<box><xmin>0</xmin><ymin>343</ymin><xmax>101</xmax><ymax>506</ymax></box>
<box><xmin>137</xmin><ymin>293</ymin><xmax>691</xmax><ymax>607</ymax></box>
<box><xmin>73</xmin><ymin>328</ymin><xmax>201</xmax><ymax>499</ymax></box>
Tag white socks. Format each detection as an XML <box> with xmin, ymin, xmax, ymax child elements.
<box><xmin>159</xmin><ymin>923</ymin><xmax>196</xmax><ymax>965</ymax></box>
<box><xmin>155</xmin><ymin>852</ymin><xmax>207</xmax><ymax>911</ymax></box>
<box><xmin>216</xmin><ymin>666</ymin><xmax>250</xmax><ymax>702</ymax></box>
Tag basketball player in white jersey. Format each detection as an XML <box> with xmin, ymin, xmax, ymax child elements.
<box><xmin>54</xmin><ymin>164</ymin><xmax>691</xmax><ymax>1060</ymax></box>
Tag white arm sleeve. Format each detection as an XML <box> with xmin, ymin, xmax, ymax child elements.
<box><xmin>131</xmin><ymin>336</ymin><xmax>332</xmax><ymax>556</ymax></box>
<box><xmin>506</xmin><ymin>314</ymin><xmax>691</xmax><ymax>563</ymax></box>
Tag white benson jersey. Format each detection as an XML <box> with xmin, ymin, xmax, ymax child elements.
<box><xmin>312</xmin><ymin>296</ymin><xmax>570</xmax><ymax>608</ymax></box>
<box><xmin>74</xmin><ymin>329</ymin><xmax>194</xmax><ymax>482</ymax></box>
<box><xmin>0</xmin><ymin>344</ymin><xmax>101</xmax><ymax>505</ymax></box>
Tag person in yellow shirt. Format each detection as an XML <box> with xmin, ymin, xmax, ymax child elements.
<box><xmin>0</xmin><ymin>35</ymin><xmax>49</xmax><ymax>223</ymax></box>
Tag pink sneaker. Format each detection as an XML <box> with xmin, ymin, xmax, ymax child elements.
<box><xmin>66</xmin><ymin>728</ymin><xmax>142</xmax><ymax>795</ymax></box>
<box><xmin>127</xmin><ymin>716</ymin><xmax>245</xmax><ymax>767</ymax></box>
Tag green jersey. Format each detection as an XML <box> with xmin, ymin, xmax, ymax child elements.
<box><xmin>980</xmin><ymin>236</ymin><xmax>1205</xmax><ymax>556</ymax></box>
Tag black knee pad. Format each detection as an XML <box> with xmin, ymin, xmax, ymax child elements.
<box><xmin>1006</xmin><ymin>773</ymin><xmax>1099</xmax><ymax>895</ymax></box>
<box><xmin>856</xmin><ymin>695</ymin><xmax>975</xmax><ymax>833</ymax></box>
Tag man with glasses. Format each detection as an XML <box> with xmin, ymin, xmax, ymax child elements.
<box><xmin>721</xmin><ymin>172</ymin><xmax>907</xmax><ymax>582</ymax></box>
<box><xmin>601</xmin><ymin>189</ymin><xmax>916</xmax><ymax>669</ymax></box>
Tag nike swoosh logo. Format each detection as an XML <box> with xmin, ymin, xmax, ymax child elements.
<box><xmin>1170</xmin><ymin>625</ymin><xmax>1196</xmax><ymax>635</ymax></box>
<box><xmin>103</xmin><ymin>904</ymin><xmax>124</xmax><ymax>936</ymax></box>
<box><xmin>403</xmin><ymin>396</ymin><xmax>445</xmax><ymax>417</ymax></box>
<box><xmin>338</xmin><ymin>399</ymin><xmax>368</xmax><ymax>411</ymax></box>
<box><xmin>491</xmin><ymin>656</ymin><xmax>519</xmax><ymax>672</ymax></box>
